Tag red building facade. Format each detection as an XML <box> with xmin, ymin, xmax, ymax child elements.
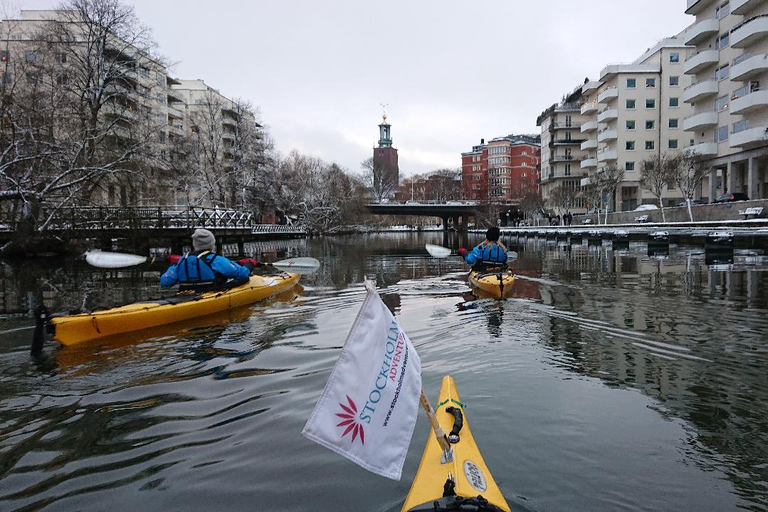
<box><xmin>461</xmin><ymin>135</ymin><xmax>541</xmax><ymax>203</ymax></box>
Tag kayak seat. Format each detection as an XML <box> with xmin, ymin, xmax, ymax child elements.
<box><xmin>407</xmin><ymin>495</ymin><xmax>508</xmax><ymax>511</ymax></box>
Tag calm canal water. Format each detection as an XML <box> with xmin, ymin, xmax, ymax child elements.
<box><xmin>1</xmin><ymin>232</ymin><xmax>768</xmax><ymax>511</ymax></box>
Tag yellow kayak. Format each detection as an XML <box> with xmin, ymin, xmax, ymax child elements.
<box><xmin>45</xmin><ymin>272</ymin><xmax>301</xmax><ymax>346</ymax></box>
<box><xmin>468</xmin><ymin>268</ymin><xmax>515</xmax><ymax>300</ymax></box>
<box><xmin>401</xmin><ymin>376</ymin><xmax>511</xmax><ymax>512</ymax></box>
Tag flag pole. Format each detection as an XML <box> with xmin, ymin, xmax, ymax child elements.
<box><xmin>419</xmin><ymin>389</ymin><xmax>454</xmax><ymax>464</ymax></box>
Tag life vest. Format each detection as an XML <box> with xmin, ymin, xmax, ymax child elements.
<box><xmin>476</xmin><ymin>240</ymin><xmax>507</xmax><ymax>265</ymax></box>
<box><xmin>174</xmin><ymin>251</ymin><xmax>224</xmax><ymax>288</ymax></box>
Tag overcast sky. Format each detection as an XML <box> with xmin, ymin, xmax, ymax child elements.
<box><xmin>22</xmin><ymin>0</ymin><xmax>693</xmax><ymax>176</ymax></box>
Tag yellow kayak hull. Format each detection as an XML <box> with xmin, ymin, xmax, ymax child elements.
<box><xmin>50</xmin><ymin>273</ymin><xmax>301</xmax><ymax>346</ymax></box>
<box><xmin>468</xmin><ymin>269</ymin><xmax>515</xmax><ymax>300</ymax></box>
<box><xmin>401</xmin><ymin>376</ymin><xmax>510</xmax><ymax>512</ymax></box>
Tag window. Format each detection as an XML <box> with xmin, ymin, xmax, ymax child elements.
<box><xmin>669</xmin><ymin>97</ymin><xmax>679</xmax><ymax>107</ymax></box>
<box><xmin>55</xmin><ymin>52</ymin><xmax>67</xmax><ymax>63</ymax></box>
<box><xmin>627</xmin><ymin>78</ymin><xmax>636</xmax><ymax>88</ymax></box>
<box><xmin>626</xmin><ymin>141</ymin><xmax>636</xmax><ymax>151</ymax></box>
<box><xmin>26</xmin><ymin>72</ymin><xmax>38</xmax><ymax>85</ymax></box>
<box><xmin>669</xmin><ymin>139</ymin><xmax>679</xmax><ymax>149</ymax></box>
<box><xmin>715</xmin><ymin>94</ymin><xmax>728</xmax><ymax>111</ymax></box>
<box><xmin>646</xmin><ymin>78</ymin><xmax>656</xmax><ymax>88</ymax></box>
<box><xmin>669</xmin><ymin>118</ymin><xmax>679</xmax><ymax>128</ymax></box>
<box><xmin>1</xmin><ymin>72</ymin><xmax>11</xmax><ymax>85</ymax></box>
<box><xmin>646</xmin><ymin>99</ymin><xmax>655</xmax><ymax>109</ymax></box>
<box><xmin>0</xmin><ymin>51</ymin><xmax>8</xmax><ymax>63</ymax></box>
<box><xmin>715</xmin><ymin>125</ymin><xmax>728</xmax><ymax>142</ymax></box>
<box><xmin>716</xmin><ymin>33</ymin><xmax>729</xmax><ymax>50</ymax></box>
<box><xmin>669</xmin><ymin>76</ymin><xmax>679</xmax><ymax>86</ymax></box>
<box><xmin>626</xmin><ymin>120</ymin><xmax>636</xmax><ymax>130</ymax></box>
<box><xmin>670</xmin><ymin>53</ymin><xmax>680</xmax><ymax>63</ymax></box>
<box><xmin>645</xmin><ymin>120</ymin><xmax>655</xmax><ymax>130</ymax></box>
<box><xmin>156</xmin><ymin>72</ymin><xmax>164</xmax><ymax>85</ymax></box>
<box><xmin>626</xmin><ymin>162</ymin><xmax>635</xmax><ymax>171</ymax></box>
<box><xmin>715</xmin><ymin>64</ymin><xmax>729</xmax><ymax>81</ymax></box>
<box><xmin>626</xmin><ymin>99</ymin><xmax>636</xmax><ymax>109</ymax></box>
<box><xmin>565</xmin><ymin>164</ymin><xmax>571</xmax><ymax>176</ymax></box>
<box><xmin>646</xmin><ymin>141</ymin><xmax>655</xmax><ymax>150</ymax></box>
<box><xmin>25</xmin><ymin>50</ymin><xmax>40</xmax><ymax>64</ymax></box>
<box><xmin>716</xmin><ymin>2</ymin><xmax>730</xmax><ymax>19</ymax></box>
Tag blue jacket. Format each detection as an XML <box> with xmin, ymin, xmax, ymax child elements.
<box><xmin>465</xmin><ymin>240</ymin><xmax>508</xmax><ymax>266</ymax></box>
<box><xmin>160</xmin><ymin>251</ymin><xmax>250</xmax><ymax>288</ymax></box>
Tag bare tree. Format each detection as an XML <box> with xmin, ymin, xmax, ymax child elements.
<box><xmin>548</xmin><ymin>183</ymin><xmax>578</xmax><ymax>220</ymax></box>
<box><xmin>361</xmin><ymin>156</ymin><xmax>397</xmax><ymax>202</ymax></box>
<box><xmin>0</xmin><ymin>0</ymin><xmax>161</xmax><ymax>252</ymax></box>
<box><xmin>640</xmin><ymin>152</ymin><xmax>682</xmax><ymax>222</ymax></box>
<box><xmin>671</xmin><ymin>151</ymin><xmax>710</xmax><ymax>222</ymax></box>
<box><xmin>599</xmin><ymin>165</ymin><xmax>625</xmax><ymax>224</ymax></box>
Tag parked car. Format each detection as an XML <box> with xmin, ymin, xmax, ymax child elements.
<box><xmin>713</xmin><ymin>192</ymin><xmax>749</xmax><ymax>203</ymax></box>
<box><xmin>634</xmin><ymin>204</ymin><xmax>659</xmax><ymax>211</ymax></box>
<box><xmin>678</xmin><ymin>199</ymin><xmax>706</xmax><ymax>207</ymax></box>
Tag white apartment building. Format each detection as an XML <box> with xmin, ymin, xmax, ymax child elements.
<box><xmin>537</xmin><ymin>84</ymin><xmax>592</xmax><ymax>214</ymax></box>
<box><xmin>684</xmin><ymin>0</ymin><xmax>768</xmax><ymax>201</ymax></box>
<box><xmin>587</xmin><ymin>36</ymin><xmax>695</xmax><ymax>210</ymax></box>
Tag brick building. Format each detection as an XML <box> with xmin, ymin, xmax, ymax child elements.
<box><xmin>461</xmin><ymin>135</ymin><xmax>541</xmax><ymax>202</ymax></box>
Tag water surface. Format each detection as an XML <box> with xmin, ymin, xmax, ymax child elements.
<box><xmin>1</xmin><ymin>233</ymin><xmax>767</xmax><ymax>511</ymax></box>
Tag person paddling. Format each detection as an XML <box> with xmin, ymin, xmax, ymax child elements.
<box><xmin>458</xmin><ymin>226</ymin><xmax>508</xmax><ymax>271</ymax></box>
<box><xmin>160</xmin><ymin>229</ymin><xmax>258</xmax><ymax>291</ymax></box>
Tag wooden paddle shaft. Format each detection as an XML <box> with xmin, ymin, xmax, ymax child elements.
<box><xmin>419</xmin><ymin>389</ymin><xmax>452</xmax><ymax>456</ymax></box>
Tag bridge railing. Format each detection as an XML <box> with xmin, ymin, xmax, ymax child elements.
<box><xmin>0</xmin><ymin>205</ymin><xmax>304</xmax><ymax>233</ymax></box>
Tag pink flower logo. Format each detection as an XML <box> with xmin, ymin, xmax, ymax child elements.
<box><xmin>336</xmin><ymin>395</ymin><xmax>365</xmax><ymax>445</ymax></box>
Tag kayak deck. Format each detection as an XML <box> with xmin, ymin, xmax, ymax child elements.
<box><xmin>401</xmin><ymin>376</ymin><xmax>510</xmax><ymax>512</ymax></box>
<box><xmin>49</xmin><ymin>272</ymin><xmax>301</xmax><ymax>345</ymax></box>
<box><xmin>468</xmin><ymin>269</ymin><xmax>515</xmax><ymax>300</ymax></box>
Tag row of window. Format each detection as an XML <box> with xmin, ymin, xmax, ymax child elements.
<box><xmin>624</xmin><ymin>119</ymin><xmax>680</xmax><ymax>129</ymax></box>
<box><xmin>625</xmin><ymin>75</ymin><xmax>680</xmax><ymax>89</ymax></box>
<box><xmin>622</xmin><ymin>140</ymin><xmax>681</xmax><ymax>151</ymax></box>
<box><xmin>623</xmin><ymin>98</ymin><xmax>679</xmax><ymax>109</ymax></box>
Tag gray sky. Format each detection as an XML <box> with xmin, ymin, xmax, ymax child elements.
<box><xmin>23</xmin><ymin>0</ymin><xmax>693</xmax><ymax>176</ymax></box>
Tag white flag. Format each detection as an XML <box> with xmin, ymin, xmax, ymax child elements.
<box><xmin>302</xmin><ymin>285</ymin><xmax>422</xmax><ymax>480</ymax></box>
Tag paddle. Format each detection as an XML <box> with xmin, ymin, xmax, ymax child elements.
<box><xmin>425</xmin><ymin>244</ymin><xmax>518</xmax><ymax>261</ymax></box>
<box><xmin>84</xmin><ymin>250</ymin><xmax>146</xmax><ymax>268</ymax></box>
<box><xmin>86</xmin><ymin>250</ymin><xmax>320</xmax><ymax>274</ymax></box>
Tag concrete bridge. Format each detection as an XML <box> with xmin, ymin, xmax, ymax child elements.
<box><xmin>365</xmin><ymin>201</ymin><xmax>479</xmax><ymax>230</ymax></box>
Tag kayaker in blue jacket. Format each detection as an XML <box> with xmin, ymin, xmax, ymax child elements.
<box><xmin>160</xmin><ymin>229</ymin><xmax>255</xmax><ymax>291</ymax></box>
<box><xmin>458</xmin><ymin>227</ymin><xmax>508</xmax><ymax>269</ymax></box>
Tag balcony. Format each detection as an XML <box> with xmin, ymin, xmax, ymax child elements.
<box><xmin>730</xmin><ymin>126</ymin><xmax>768</xmax><ymax>148</ymax></box>
<box><xmin>684</xmin><ymin>142</ymin><xmax>718</xmax><ymax>158</ymax></box>
<box><xmin>731</xmin><ymin>89</ymin><xmax>768</xmax><ymax>114</ymax></box>
<box><xmin>597</xmin><ymin>129</ymin><xmax>618</xmax><ymax>143</ymax></box>
<box><xmin>731</xmin><ymin>52</ymin><xmax>768</xmax><ymax>81</ymax></box>
<box><xmin>683</xmin><ymin>111</ymin><xmax>719</xmax><ymax>131</ymax></box>
<box><xmin>597</xmin><ymin>149</ymin><xmax>618</xmax><ymax>162</ymax></box>
<box><xmin>552</xmin><ymin>153</ymin><xmax>578</xmax><ymax>164</ymax></box>
<box><xmin>581</xmin><ymin>120</ymin><xmax>598</xmax><ymax>133</ymax></box>
<box><xmin>581</xmin><ymin>139</ymin><xmax>597</xmax><ymax>150</ymax></box>
<box><xmin>582</xmin><ymin>80</ymin><xmax>602</xmax><ymax>93</ymax></box>
<box><xmin>683</xmin><ymin>79</ymin><xmax>719</xmax><ymax>103</ymax></box>
<box><xmin>581</xmin><ymin>102</ymin><xmax>598</xmax><ymax>115</ymax></box>
<box><xmin>597</xmin><ymin>109</ymin><xmax>618</xmax><ymax>123</ymax></box>
<box><xmin>684</xmin><ymin>50</ymin><xmax>720</xmax><ymax>75</ymax></box>
<box><xmin>581</xmin><ymin>157</ymin><xmax>598</xmax><ymax>169</ymax></box>
<box><xmin>551</xmin><ymin>137</ymin><xmax>587</xmax><ymax>146</ymax></box>
<box><xmin>686</xmin><ymin>0</ymin><xmax>717</xmax><ymax>15</ymax></box>
<box><xmin>732</xmin><ymin>0</ymin><xmax>762</xmax><ymax>15</ymax></box>
<box><xmin>684</xmin><ymin>18</ymin><xmax>719</xmax><ymax>46</ymax></box>
<box><xmin>598</xmin><ymin>87</ymin><xmax>619</xmax><ymax>104</ymax></box>
<box><xmin>731</xmin><ymin>16</ymin><xmax>768</xmax><ymax>49</ymax></box>
<box><xmin>550</xmin><ymin>121</ymin><xmax>581</xmax><ymax>130</ymax></box>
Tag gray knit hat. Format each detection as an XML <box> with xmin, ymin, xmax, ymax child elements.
<box><xmin>191</xmin><ymin>228</ymin><xmax>215</xmax><ymax>252</ymax></box>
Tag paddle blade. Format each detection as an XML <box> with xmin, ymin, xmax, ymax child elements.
<box><xmin>425</xmin><ymin>244</ymin><xmax>452</xmax><ymax>258</ymax></box>
<box><xmin>272</xmin><ymin>257</ymin><xmax>320</xmax><ymax>274</ymax></box>
<box><xmin>85</xmin><ymin>250</ymin><xmax>147</xmax><ymax>269</ymax></box>
<box><xmin>507</xmin><ymin>251</ymin><xmax>519</xmax><ymax>261</ymax></box>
